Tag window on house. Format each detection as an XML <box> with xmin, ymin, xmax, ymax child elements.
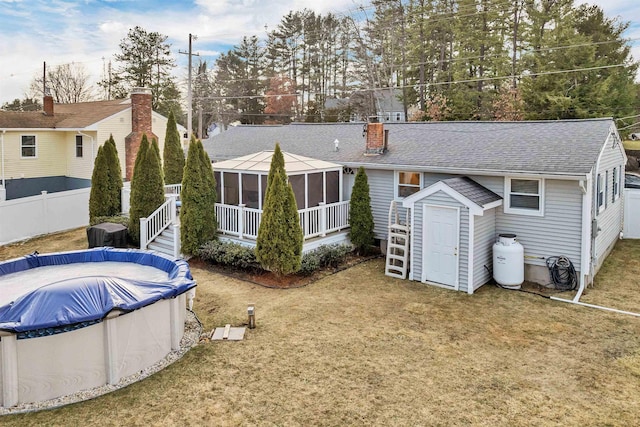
<box><xmin>396</xmin><ymin>171</ymin><xmax>422</xmax><ymax>198</ymax></box>
<box><xmin>21</xmin><ymin>135</ymin><xmax>36</xmax><ymax>158</ymax></box>
<box><xmin>75</xmin><ymin>135</ymin><xmax>83</xmax><ymax>158</ymax></box>
<box><xmin>605</xmin><ymin>170</ymin><xmax>609</xmax><ymax>208</ymax></box>
<box><xmin>597</xmin><ymin>173</ymin><xmax>604</xmax><ymax>212</ymax></box>
<box><xmin>613</xmin><ymin>167</ymin><xmax>619</xmax><ymax>202</ymax></box>
<box><xmin>396</xmin><ymin>112</ymin><xmax>401</xmax><ymax>121</ymax></box>
<box><xmin>505</xmin><ymin>177</ymin><xmax>544</xmax><ymax>216</ymax></box>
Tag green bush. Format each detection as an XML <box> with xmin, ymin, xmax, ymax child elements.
<box><xmin>198</xmin><ymin>240</ymin><xmax>260</xmax><ymax>272</ymax></box>
<box><xmin>349</xmin><ymin>167</ymin><xmax>375</xmax><ymax>254</ymax></box>
<box><xmin>299</xmin><ymin>244</ymin><xmax>352</xmax><ymax>275</ymax></box>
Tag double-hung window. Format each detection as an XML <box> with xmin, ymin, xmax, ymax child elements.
<box><xmin>75</xmin><ymin>135</ymin><xmax>83</xmax><ymax>158</ymax></box>
<box><xmin>21</xmin><ymin>135</ymin><xmax>36</xmax><ymax>158</ymax></box>
<box><xmin>597</xmin><ymin>173</ymin><xmax>604</xmax><ymax>212</ymax></box>
<box><xmin>504</xmin><ymin>177</ymin><xmax>544</xmax><ymax>216</ymax></box>
<box><xmin>396</xmin><ymin>171</ymin><xmax>422</xmax><ymax>198</ymax></box>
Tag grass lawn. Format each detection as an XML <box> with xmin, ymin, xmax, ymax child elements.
<box><xmin>2</xmin><ymin>229</ymin><xmax>640</xmax><ymax>426</ymax></box>
<box><xmin>623</xmin><ymin>139</ymin><xmax>640</xmax><ymax>150</ymax></box>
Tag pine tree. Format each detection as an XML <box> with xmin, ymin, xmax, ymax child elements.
<box><xmin>256</xmin><ymin>151</ymin><xmax>302</xmax><ymax>276</ymax></box>
<box><xmin>163</xmin><ymin>110</ymin><xmax>185</xmax><ymax>185</ymax></box>
<box><xmin>129</xmin><ymin>134</ymin><xmax>165</xmax><ymax>243</ymax></box>
<box><xmin>180</xmin><ymin>136</ymin><xmax>218</xmax><ymax>255</ymax></box>
<box><xmin>88</xmin><ymin>145</ymin><xmax>109</xmax><ymax>221</ymax></box>
<box><xmin>103</xmin><ymin>135</ymin><xmax>123</xmax><ymax>215</ymax></box>
<box><xmin>349</xmin><ymin>167</ymin><xmax>374</xmax><ymax>254</ymax></box>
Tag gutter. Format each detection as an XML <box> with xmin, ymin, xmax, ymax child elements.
<box><xmin>337</xmin><ymin>162</ymin><xmax>587</xmax><ymax>181</ymax></box>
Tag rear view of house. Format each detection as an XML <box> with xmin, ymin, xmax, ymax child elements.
<box><xmin>203</xmin><ymin>118</ymin><xmax>625</xmax><ymax>295</ymax></box>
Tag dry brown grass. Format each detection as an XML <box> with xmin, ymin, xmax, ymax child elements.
<box><xmin>2</xmin><ymin>229</ymin><xmax>640</xmax><ymax>426</ymax></box>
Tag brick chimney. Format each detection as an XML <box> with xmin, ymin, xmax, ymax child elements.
<box><xmin>365</xmin><ymin>118</ymin><xmax>387</xmax><ymax>155</ymax></box>
<box><xmin>43</xmin><ymin>95</ymin><xmax>54</xmax><ymax>116</ymax></box>
<box><xmin>124</xmin><ymin>88</ymin><xmax>157</xmax><ymax>180</ymax></box>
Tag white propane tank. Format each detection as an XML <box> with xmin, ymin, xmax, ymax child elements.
<box><xmin>492</xmin><ymin>233</ymin><xmax>524</xmax><ymax>289</ymax></box>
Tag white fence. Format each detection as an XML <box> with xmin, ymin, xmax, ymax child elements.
<box><xmin>624</xmin><ymin>188</ymin><xmax>640</xmax><ymax>239</ymax></box>
<box><xmin>0</xmin><ymin>189</ymin><xmax>90</xmax><ymax>245</ymax></box>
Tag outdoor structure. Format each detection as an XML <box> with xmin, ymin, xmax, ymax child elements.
<box><xmin>0</xmin><ymin>88</ymin><xmax>187</xmax><ymax>201</ymax></box>
<box><xmin>0</xmin><ymin>247</ymin><xmax>196</xmax><ymax>409</ymax></box>
<box><xmin>139</xmin><ymin>151</ymin><xmax>351</xmax><ymax>257</ymax></box>
<box><xmin>203</xmin><ymin>119</ymin><xmax>626</xmax><ymax>298</ymax></box>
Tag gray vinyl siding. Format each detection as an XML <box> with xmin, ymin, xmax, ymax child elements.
<box><xmin>473</xmin><ymin>208</ymin><xmax>496</xmax><ymax>290</ymax></box>
<box><xmin>594</xmin><ymin>133</ymin><xmax>625</xmax><ymax>271</ymax></box>
<box><xmin>367</xmin><ymin>168</ymin><xmax>585</xmax><ymax>275</ymax></box>
<box><xmin>422</xmin><ymin>173</ymin><xmax>583</xmax><ymax>272</ymax></box>
<box><xmin>364</xmin><ymin>168</ymin><xmax>408</xmax><ymax>239</ymax></box>
<box><xmin>413</xmin><ymin>191</ymin><xmax>469</xmax><ymax>292</ymax></box>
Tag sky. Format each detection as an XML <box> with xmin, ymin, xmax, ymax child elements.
<box><xmin>0</xmin><ymin>0</ymin><xmax>639</xmax><ymax>106</ymax></box>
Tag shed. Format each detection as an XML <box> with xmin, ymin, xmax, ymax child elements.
<box><xmin>402</xmin><ymin>177</ymin><xmax>502</xmax><ymax>293</ymax></box>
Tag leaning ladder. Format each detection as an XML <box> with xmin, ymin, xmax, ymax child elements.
<box><xmin>385</xmin><ymin>200</ymin><xmax>410</xmax><ymax>279</ymax></box>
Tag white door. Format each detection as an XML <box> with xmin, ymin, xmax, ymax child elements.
<box><xmin>423</xmin><ymin>205</ymin><xmax>459</xmax><ymax>288</ymax></box>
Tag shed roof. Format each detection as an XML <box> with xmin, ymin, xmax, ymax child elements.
<box><xmin>203</xmin><ymin>119</ymin><xmax>615</xmax><ymax>177</ymax></box>
<box><xmin>442</xmin><ymin>177</ymin><xmax>501</xmax><ymax>207</ymax></box>
<box><xmin>213</xmin><ymin>150</ymin><xmax>342</xmax><ymax>173</ymax></box>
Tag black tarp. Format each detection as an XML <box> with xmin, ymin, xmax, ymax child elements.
<box><xmin>87</xmin><ymin>223</ymin><xmax>128</xmax><ymax>248</ymax></box>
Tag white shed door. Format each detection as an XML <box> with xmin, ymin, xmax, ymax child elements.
<box><xmin>423</xmin><ymin>205</ymin><xmax>458</xmax><ymax>288</ymax></box>
<box><xmin>624</xmin><ymin>189</ymin><xmax>640</xmax><ymax>239</ymax></box>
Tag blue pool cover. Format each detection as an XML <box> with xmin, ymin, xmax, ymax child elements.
<box><xmin>0</xmin><ymin>248</ymin><xmax>196</xmax><ymax>334</ymax></box>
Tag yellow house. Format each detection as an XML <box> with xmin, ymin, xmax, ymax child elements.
<box><xmin>0</xmin><ymin>88</ymin><xmax>185</xmax><ymax>201</ymax></box>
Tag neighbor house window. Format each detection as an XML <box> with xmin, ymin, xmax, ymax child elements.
<box><xmin>21</xmin><ymin>135</ymin><xmax>36</xmax><ymax>158</ymax></box>
<box><xmin>396</xmin><ymin>171</ymin><xmax>422</xmax><ymax>198</ymax></box>
<box><xmin>504</xmin><ymin>177</ymin><xmax>544</xmax><ymax>216</ymax></box>
<box><xmin>613</xmin><ymin>167</ymin><xmax>619</xmax><ymax>202</ymax></box>
<box><xmin>75</xmin><ymin>135</ymin><xmax>83</xmax><ymax>158</ymax></box>
<box><xmin>597</xmin><ymin>173</ymin><xmax>604</xmax><ymax>212</ymax></box>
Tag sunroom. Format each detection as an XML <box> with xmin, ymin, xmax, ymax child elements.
<box><xmin>212</xmin><ymin>151</ymin><xmax>351</xmax><ymax>251</ymax></box>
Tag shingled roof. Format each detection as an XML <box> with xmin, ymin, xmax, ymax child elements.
<box><xmin>0</xmin><ymin>99</ymin><xmax>130</xmax><ymax>129</ymax></box>
<box><xmin>203</xmin><ymin>119</ymin><xmax>614</xmax><ymax>177</ymax></box>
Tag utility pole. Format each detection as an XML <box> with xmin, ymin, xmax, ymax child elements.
<box><xmin>179</xmin><ymin>34</ymin><xmax>199</xmax><ymax>141</ymax></box>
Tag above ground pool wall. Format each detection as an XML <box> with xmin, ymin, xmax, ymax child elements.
<box><xmin>0</xmin><ymin>293</ymin><xmax>186</xmax><ymax>408</ymax></box>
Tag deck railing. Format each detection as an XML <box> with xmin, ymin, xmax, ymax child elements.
<box><xmin>140</xmin><ymin>196</ymin><xmax>176</xmax><ymax>250</ymax></box>
<box><xmin>216</xmin><ymin>200</ymin><xmax>350</xmax><ymax>241</ymax></box>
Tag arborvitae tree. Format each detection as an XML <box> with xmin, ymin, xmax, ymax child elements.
<box><xmin>103</xmin><ymin>135</ymin><xmax>123</xmax><ymax>215</ymax></box>
<box><xmin>349</xmin><ymin>167</ymin><xmax>375</xmax><ymax>254</ymax></box>
<box><xmin>198</xmin><ymin>138</ymin><xmax>218</xmax><ymax>234</ymax></box>
<box><xmin>265</xmin><ymin>143</ymin><xmax>285</xmax><ymax>199</ymax></box>
<box><xmin>163</xmin><ymin>110</ymin><xmax>185</xmax><ymax>185</ymax></box>
<box><xmin>180</xmin><ymin>136</ymin><xmax>218</xmax><ymax>255</ymax></box>
<box><xmin>89</xmin><ymin>145</ymin><xmax>109</xmax><ymax>221</ymax></box>
<box><xmin>151</xmin><ymin>137</ymin><xmax>164</xmax><ymax>182</ymax></box>
<box><xmin>256</xmin><ymin>155</ymin><xmax>303</xmax><ymax>276</ymax></box>
<box><xmin>129</xmin><ymin>134</ymin><xmax>165</xmax><ymax>244</ymax></box>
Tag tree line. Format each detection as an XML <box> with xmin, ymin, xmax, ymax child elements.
<box><xmin>199</xmin><ymin>0</ymin><xmax>639</xmax><ymax>129</ymax></box>
<box><xmin>3</xmin><ymin>1</ymin><xmax>638</xmax><ymax>133</ymax></box>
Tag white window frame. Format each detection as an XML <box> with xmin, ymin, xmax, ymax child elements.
<box><xmin>21</xmin><ymin>135</ymin><xmax>37</xmax><ymax>158</ymax></box>
<box><xmin>504</xmin><ymin>177</ymin><xmax>545</xmax><ymax>217</ymax></box>
<box><xmin>597</xmin><ymin>173</ymin><xmax>604</xmax><ymax>213</ymax></box>
<box><xmin>395</xmin><ymin>171</ymin><xmax>422</xmax><ymax>199</ymax></box>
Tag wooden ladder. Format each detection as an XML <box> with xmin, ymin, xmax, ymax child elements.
<box><xmin>385</xmin><ymin>200</ymin><xmax>410</xmax><ymax>279</ymax></box>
